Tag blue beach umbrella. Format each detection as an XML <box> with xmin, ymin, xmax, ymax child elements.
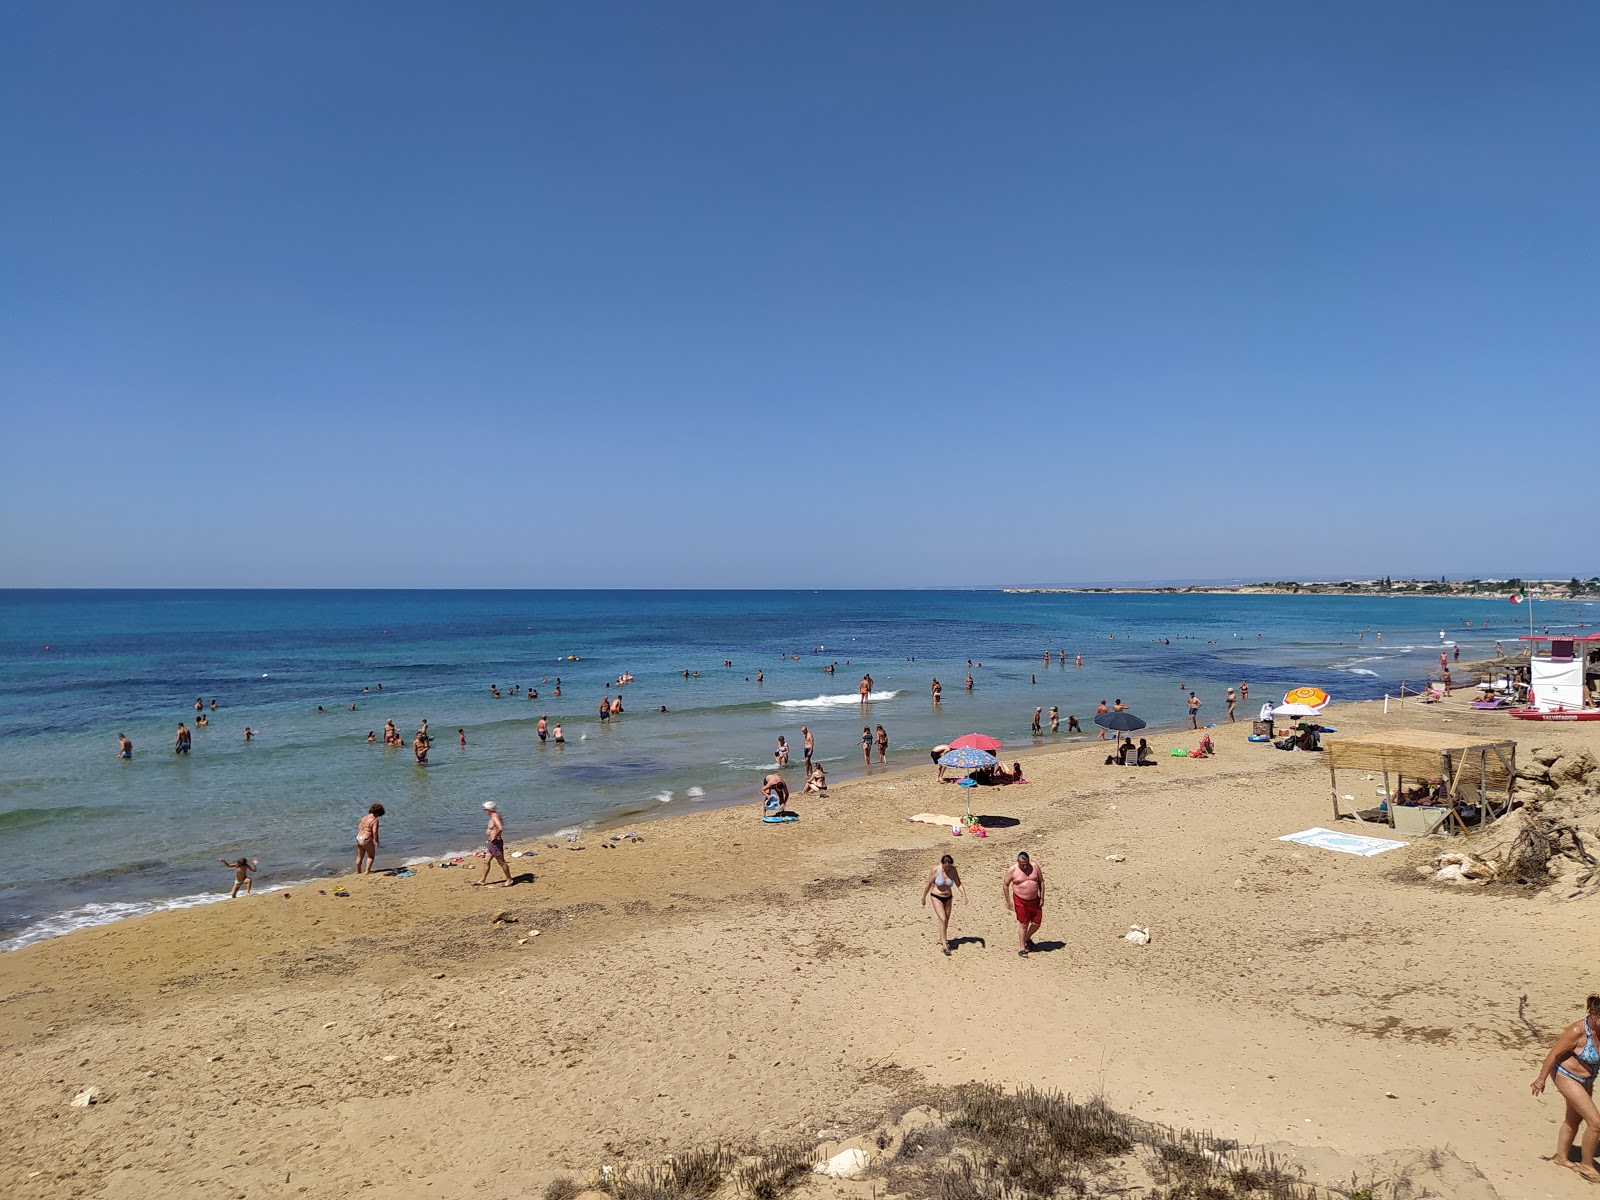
<box><xmin>938</xmin><ymin>746</ymin><xmax>1000</xmax><ymax>771</ymax></box>
<box><xmin>1093</xmin><ymin>710</ymin><xmax>1147</xmax><ymax>734</ymax></box>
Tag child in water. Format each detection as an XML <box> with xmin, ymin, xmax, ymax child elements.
<box><xmin>221</xmin><ymin>857</ymin><xmax>259</xmax><ymax>898</ymax></box>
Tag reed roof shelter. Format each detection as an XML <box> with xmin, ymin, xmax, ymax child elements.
<box><xmin>1325</xmin><ymin>730</ymin><xmax>1516</xmax><ymax>835</ymax></box>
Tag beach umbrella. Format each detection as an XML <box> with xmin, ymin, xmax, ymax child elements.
<box><xmin>1093</xmin><ymin>710</ymin><xmax>1148</xmax><ymax>733</ymax></box>
<box><xmin>1272</xmin><ymin>702</ymin><xmax>1325</xmax><ymax>719</ymax></box>
<box><xmin>938</xmin><ymin>746</ymin><xmax>999</xmax><ymax>770</ymax></box>
<box><xmin>949</xmin><ymin>733</ymin><xmax>1003</xmax><ymax>751</ymax></box>
<box><xmin>1282</xmin><ymin>687</ymin><xmax>1330</xmax><ymax>708</ymax></box>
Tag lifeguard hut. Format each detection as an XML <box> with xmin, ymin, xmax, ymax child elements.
<box><xmin>1512</xmin><ymin>634</ymin><xmax>1600</xmax><ymax>722</ymax></box>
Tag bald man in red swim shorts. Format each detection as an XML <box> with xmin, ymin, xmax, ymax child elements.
<box><xmin>1003</xmin><ymin>851</ymin><xmax>1044</xmax><ymax>957</ymax></box>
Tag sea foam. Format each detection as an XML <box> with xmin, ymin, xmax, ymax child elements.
<box><xmin>0</xmin><ymin>892</ymin><xmax>229</xmax><ymax>952</ymax></box>
<box><xmin>775</xmin><ymin>690</ymin><xmax>902</xmax><ymax>709</ymax></box>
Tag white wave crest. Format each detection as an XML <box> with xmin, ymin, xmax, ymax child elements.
<box><xmin>1</xmin><ymin>892</ymin><xmax>229</xmax><ymax>952</ymax></box>
<box><xmin>1347</xmin><ymin>668</ymin><xmax>1379</xmax><ymax>677</ymax></box>
<box><xmin>686</xmin><ymin>786</ymin><xmax>706</xmax><ymax>798</ymax></box>
<box><xmin>1329</xmin><ymin>653</ymin><xmax>1387</xmax><ymax>669</ymax></box>
<box><xmin>774</xmin><ymin>689</ymin><xmax>902</xmax><ymax>709</ymax></box>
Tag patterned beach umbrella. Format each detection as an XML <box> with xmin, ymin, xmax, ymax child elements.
<box><xmin>937</xmin><ymin>746</ymin><xmax>999</xmax><ymax>770</ymax></box>
<box><xmin>949</xmin><ymin>733</ymin><xmax>1003</xmax><ymax>751</ymax></box>
<box><xmin>1282</xmin><ymin>687</ymin><xmax>1330</xmax><ymax>709</ymax></box>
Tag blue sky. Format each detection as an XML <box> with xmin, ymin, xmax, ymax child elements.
<box><xmin>1</xmin><ymin>2</ymin><xmax>1594</xmax><ymax>587</ymax></box>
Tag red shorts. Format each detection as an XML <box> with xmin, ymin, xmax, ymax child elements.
<box><xmin>1012</xmin><ymin>895</ymin><xmax>1042</xmax><ymax>927</ymax></box>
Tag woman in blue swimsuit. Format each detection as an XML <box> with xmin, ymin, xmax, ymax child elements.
<box><xmin>1532</xmin><ymin>994</ymin><xmax>1600</xmax><ymax>1182</ymax></box>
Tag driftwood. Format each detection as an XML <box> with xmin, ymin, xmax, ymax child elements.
<box><xmin>1486</xmin><ymin>802</ymin><xmax>1599</xmax><ymax>888</ymax></box>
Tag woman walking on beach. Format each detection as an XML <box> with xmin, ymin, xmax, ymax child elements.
<box><xmin>920</xmin><ymin>854</ymin><xmax>967</xmax><ymax>956</ymax></box>
<box><xmin>875</xmin><ymin>724</ymin><xmax>888</xmax><ymax>763</ymax></box>
<box><xmin>1532</xmin><ymin>994</ymin><xmax>1600</xmax><ymax>1181</ymax></box>
<box><xmin>861</xmin><ymin>725</ymin><xmax>873</xmax><ymax>765</ymax></box>
<box><xmin>355</xmin><ymin>804</ymin><xmax>383</xmax><ymax>874</ymax></box>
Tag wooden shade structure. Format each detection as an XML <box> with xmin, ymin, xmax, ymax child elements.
<box><xmin>1325</xmin><ymin>731</ymin><xmax>1516</xmax><ymax>835</ymax></box>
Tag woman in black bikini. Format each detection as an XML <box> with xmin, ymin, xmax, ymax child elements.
<box><xmin>919</xmin><ymin>854</ymin><xmax>967</xmax><ymax>956</ymax></box>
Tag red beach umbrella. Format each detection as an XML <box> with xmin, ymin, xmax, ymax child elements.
<box><xmin>949</xmin><ymin>733</ymin><xmax>1003</xmax><ymax>751</ymax></box>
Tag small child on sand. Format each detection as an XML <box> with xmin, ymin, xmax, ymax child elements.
<box><xmin>220</xmin><ymin>857</ymin><xmax>259</xmax><ymax>898</ymax></box>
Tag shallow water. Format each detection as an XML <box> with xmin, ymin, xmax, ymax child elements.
<box><xmin>0</xmin><ymin>588</ymin><xmax>1585</xmax><ymax>948</ymax></box>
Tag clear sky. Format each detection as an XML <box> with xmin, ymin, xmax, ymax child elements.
<box><xmin>1</xmin><ymin>2</ymin><xmax>1594</xmax><ymax>588</ymax></box>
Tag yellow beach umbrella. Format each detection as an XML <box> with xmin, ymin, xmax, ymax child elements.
<box><xmin>1282</xmin><ymin>686</ymin><xmax>1330</xmax><ymax>708</ymax></box>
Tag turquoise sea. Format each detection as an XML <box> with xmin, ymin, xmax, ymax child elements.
<box><xmin>1</xmin><ymin>589</ymin><xmax>1590</xmax><ymax>949</ymax></box>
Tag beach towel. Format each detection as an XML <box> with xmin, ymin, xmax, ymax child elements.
<box><xmin>907</xmin><ymin>813</ymin><xmax>962</xmax><ymax>827</ymax></box>
<box><xmin>1277</xmin><ymin>828</ymin><xmax>1407</xmax><ymax>857</ymax></box>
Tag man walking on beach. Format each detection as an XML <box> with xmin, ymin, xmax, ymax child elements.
<box><xmin>1031</xmin><ymin>707</ymin><xmax>1043</xmax><ymax>735</ymax></box>
<box><xmin>476</xmin><ymin>801</ymin><xmax>513</xmax><ymax>887</ymax></box>
<box><xmin>802</xmin><ymin>726</ymin><xmax>813</xmax><ymax>767</ymax></box>
<box><xmin>1003</xmin><ymin>851</ymin><xmax>1044</xmax><ymax>957</ymax></box>
<box><xmin>1226</xmin><ymin>688</ymin><xmax>1237</xmax><ymax>722</ymax></box>
<box><xmin>1188</xmin><ymin>692</ymin><xmax>1202</xmax><ymax>728</ymax></box>
<box><xmin>1095</xmin><ymin>700</ymin><xmax>1109</xmax><ymax>739</ymax></box>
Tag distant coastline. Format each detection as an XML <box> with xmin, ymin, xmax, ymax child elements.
<box><xmin>1004</xmin><ymin>575</ymin><xmax>1597</xmax><ymax>599</ymax></box>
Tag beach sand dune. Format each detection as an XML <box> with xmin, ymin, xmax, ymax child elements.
<box><xmin>3</xmin><ymin>694</ymin><xmax>1598</xmax><ymax>1198</ymax></box>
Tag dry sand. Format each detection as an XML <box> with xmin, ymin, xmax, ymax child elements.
<box><xmin>4</xmin><ymin>693</ymin><xmax>1599</xmax><ymax>1199</ymax></box>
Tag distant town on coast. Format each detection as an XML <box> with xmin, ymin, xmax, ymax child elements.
<box><xmin>1004</xmin><ymin>576</ymin><xmax>1600</xmax><ymax>597</ymax></box>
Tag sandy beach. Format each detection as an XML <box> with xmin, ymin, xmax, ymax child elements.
<box><xmin>5</xmin><ymin>691</ymin><xmax>1599</xmax><ymax>1200</ymax></box>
